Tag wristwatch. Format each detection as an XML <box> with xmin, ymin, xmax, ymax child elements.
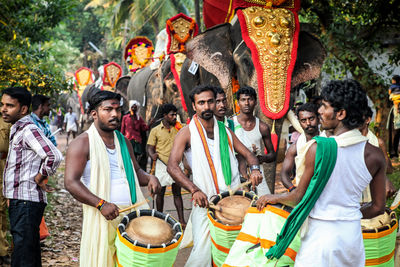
<box><xmin>249</xmin><ymin>165</ymin><xmax>261</xmax><ymax>172</ymax></box>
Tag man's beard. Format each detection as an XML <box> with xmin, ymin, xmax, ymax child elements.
<box><xmin>304</xmin><ymin>126</ymin><xmax>318</xmax><ymax>135</ymax></box>
<box><xmin>200</xmin><ymin>110</ymin><xmax>214</xmax><ymax>120</ymax></box>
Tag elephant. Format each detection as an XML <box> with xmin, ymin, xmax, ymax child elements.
<box><xmin>115</xmin><ymin>75</ymin><xmax>132</xmax><ymax>113</ymax></box>
<box><xmin>180</xmin><ymin>20</ymin><xmax>326</xmax><ymax>193</ymax></box>
<box><xmin>126</xmin><ymin>58</ymin><xmax>190</xmax><ymax>124</ymax></box>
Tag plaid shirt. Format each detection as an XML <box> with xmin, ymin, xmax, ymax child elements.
<box><xmin>3</xmin><ymin>116</ymin><xmax>63</xmax><ymax>203</ymax></box>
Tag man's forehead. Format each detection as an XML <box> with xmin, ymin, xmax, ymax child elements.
<box><xmin>99</xmin><ymin>99</ymin><xmax>121</xmax><ymax>107</ymax></box>
<box><xmin>216</xmin><ymin>93</ymin><xmax>226</xmax><ymax>100</ymax></box>
<box><xmin>299</xmin><ymin>110</ymin><xmax>317</xmax><ymax>119</ymax></box>
<box><xmin>195</xmin><ymin>91</ymin><xmax>215</xmax><ymax>101</ymax></box>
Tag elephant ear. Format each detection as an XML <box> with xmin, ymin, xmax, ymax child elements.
<box><xmin>186</xmin><ymin>23</ymin><xmax>234</xmax><ymax>90</ymax></box>
<box><xmin>291</xmin><ymin>31</ymin><xmax>327</xmax><ymax>88</ymax></box>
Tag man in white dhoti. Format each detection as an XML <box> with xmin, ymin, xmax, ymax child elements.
<box><xmin>147</xmin><ymin>103</ymin><xmax>186</xmax><ymax>226</ymax></box>
<box><xmin>233</xmin><ymin>86</ymin><xmax>276</xmax><ymax>195</ymax></box>
<box><xmin>256</xmin><ymin>80</ymin><xmax>386</xmax><ymax>267</ymax></box>
<box><xmin>64</xmin><ymin>90</ymin><xmax>161</xmax><ymax>267</ymax></box>
<box><xmin>281</xmin><ymin>103</ymin><xmax>320</xmax><ymax>191</ymax></box>
<box><xmin>167</xmin><ymin>85</ymin><xmax>263</xmax><ymax>267</ymax></box>
<box><xmin>63</xmin><ymin>107</ymin><xmax>78</xmax><ymax>145</ymax></box>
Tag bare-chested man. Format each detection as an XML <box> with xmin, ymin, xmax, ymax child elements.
<box><xmin>167</xmin><ymin>85</ymin><xmax>263</xmax><ymax>267</ymax></box>
<box><xmin>64</xmin><ymin>90</ymin><xmax>160</xmax><ymax>267</ymax></box>
<box><xmin>233</xmin><ymin>86</ymin><xmax>276</xmax><ymax>195</ymax></box>
<box><xmin>281</xmin><ymin>103</ymin><xmax>319</xmax><ymax>190</ymax></box>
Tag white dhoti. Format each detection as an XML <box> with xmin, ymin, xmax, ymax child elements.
<box><xmin>155</xmin><ymin>159</ymin><xmax>174</xmax><ymax>187</ymax></box>
<box><xmin>257</xmin><ymin>167</ymin><xmax>271</xmax><ymax>195</ymax></box>
<box><xmin>67</xmin><ymin>123</ymin><xmax>77</xmax><ymax>133</ymax></box>
<box><xmin>184</xmin><ymin>206</ymin><xmax>211</xmax><ymax>267</ymax></box>
<box><xmin>295</xmin><ymin>218</ymin><xmax>364</xmax><ymax>267</ymax></box>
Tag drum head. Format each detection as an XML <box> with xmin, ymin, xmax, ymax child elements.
<box><xmin>125</xmin><ymin>216</ymin><xmax>173</xmax><ymax>245</ymax></box>
<box><xmin>215</xmin><ymin>195</ymin><xmax>251</xmax><ymax>225</ymax></box>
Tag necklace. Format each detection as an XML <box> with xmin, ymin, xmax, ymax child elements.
<box><xmin>106</xmin><ymin>147</ymin><xmax>116</xmax><ymax>155</ymax></box>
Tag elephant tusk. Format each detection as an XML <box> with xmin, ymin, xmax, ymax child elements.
<box><xmin>287</xmin><ymin>110</ymin><xmax>304</xmax><ymax>134</ymax></box>
<box><xmin>210</xmin><ymin>52</ymin><xmax>223</xmax><ymax>60</ymax></box>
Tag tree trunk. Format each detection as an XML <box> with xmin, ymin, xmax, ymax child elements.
<box><xmin>195</xmin><ymin>0</ymin><xmax>202</xmax><ymax>33</ymax></box>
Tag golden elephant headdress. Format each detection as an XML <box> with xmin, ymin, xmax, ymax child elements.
<box><xmin>124</xmin><ymin>37</ymin><xmax>154</xmax><ymax>73</ymax></box>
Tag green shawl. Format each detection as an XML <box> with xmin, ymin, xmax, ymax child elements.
<box><xmin>115</xmin><ymin>131</ymin><xmax>137</xmax><ymax>204</ymax></box>
<box><xmin>217</xmin><ymin>121</ymin><xmax>232</xmax><ymax>186</ymax></box>
<box><xmin>265</xmin><ymin>136</ymin><xmax>338</xmax><ymax>259</ymax></box>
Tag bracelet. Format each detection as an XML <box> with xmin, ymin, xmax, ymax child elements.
<box><xmin>96</xmin><ymin>199</ymin><xmax>106</xmax><ymax>211</ymax></box>
<box><xmin>249</xmin><ymin>165</ymin><xmax>261</xmax><ymax>172</ymax></box>
<box><xmin>288</xmin><ymin>185</ymin><xmax>296</xmax><ymax>192</ymax></box>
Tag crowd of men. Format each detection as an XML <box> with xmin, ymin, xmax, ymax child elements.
<box><xmin>0</xmin><ymin>77</ymin><xmax>397</xmax><ymax>266</ymax></box>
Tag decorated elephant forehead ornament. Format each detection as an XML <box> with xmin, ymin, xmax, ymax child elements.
<box><xmin>103</xmin><ymin>62</ymin><xmax>122</xmax><ymax>91</ymax></box>
<box><xmin>166</xmin><ymin>13</ymin><xmax>199</xmax><ymax>113</ymax></box>
<box><xmin>124</xmin><ymin>36</ymin><xmax>154</xmax><ymax>73</ymax></box>
<box><xmin>166</xmin><ymin>13</ymin><xmax>199</xmax><ymax>54</ymax></box>
<box><xmin>74</xmin><ymin>67</ymin><xmax>94</xmax><ymax>114</ymax></box>
<box><xmin>235</xmin><ymin>0</ymin><xmax>300</xmax><ymax>120</ymax></box>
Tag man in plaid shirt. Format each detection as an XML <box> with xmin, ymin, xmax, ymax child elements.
<box><xmin>1</xmin><ymin>87</ymin><xmax>63</xmax><ymax>267</ymax></box>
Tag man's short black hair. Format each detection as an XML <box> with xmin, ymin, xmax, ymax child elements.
<box><xmin>296</xmin><ymin>102</ymin><xmax>319</xmax><ymax>118</ymax></box>
<box><xmin>321</xmin><ymin>79</ymin><xmax>368</xmax><ymax>130</ymax></box>
<box><xmin>215</xmin><ymin>87</ymin><xmax>225</xmax><ymax>96</ymax></box>
<box><xmin>392</xmin><ymin>75</ymin><xmax>400</xmax><ymax>85</ymax></box>
<box><xmin>161</xmin><ymin>103</ymin><xmax>177</xmax><ymax>116</ymax></box>
<box><xmin>236</xmin><ymin>86</ymin><xmax>257</xmax><ymax>100</ymax></box>
<box><xmin>88</xmin><ymin>90</ymin><xmax>121</xmax><ymax>111</ymax></box>
<box><xmin>2</xmin><ymin>87</ymin><xmax>32</xmax><ymax>108</ymax></box>
<box><xmin>189</xmin><ymin>85</ymin><xmax>217</xmax><ymax>103</ymax></box>
<box><xmin>364</xmin><ymin>106</ymin><xmax>373</xmax><ymax>120</ymax></box>
<box><xmin>31</xmin><ymin>95</ymin><xmax>50</xmax><ymax>111</ymax></box>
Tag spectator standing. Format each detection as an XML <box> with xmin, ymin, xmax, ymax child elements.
<box><xmin>30</xmin><ymin>95</ymin><xmax>57</xmax><ymax>146</ymax></box>
<box><xmin>147</xmin><ymin>104</ymin><xmax>186</xmax><ymax>226</ymax></box>
<box><xmin>389</xmin><ymin>75</ymin><xmax>400</xmax><ymax>157</ymax></box>
<box><xmin>1</xmin><ymin>87</ymin><xmax>63</xmax><ymax>267</ymax></box>
<box><xmin>121</xmin><ymin>100</ymin><xmax>153</xmax><ymax>169</ymax></box>
<box><xmin>63</xmin><ymin>107</ymin><xmax>78</xmax><ymax>145</ymax></box>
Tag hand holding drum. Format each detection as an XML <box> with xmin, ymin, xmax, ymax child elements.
<box><xmin>249</xmin><ymin>169</ymin><xmax>263</xmax><ymax>189</ymax></box>
<box><xmin>192</xmin><ymin>190</ymin><xmax>208</xmax><ymax>208</ymax></box>
<box><xmin>101</xmin><ymin>202</ymin><xmax>120</xmax><ymax>220</ymax></box>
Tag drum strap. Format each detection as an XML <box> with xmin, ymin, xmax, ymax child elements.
<box><xmin>116</xmin><ymin>130</ymin><xmax>137</xmax><ymax>204</ymax></box>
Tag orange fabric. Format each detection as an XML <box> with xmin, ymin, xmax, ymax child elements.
<box><xmin>208</xmin><ymin>212</ymin><xmax>243</xmax><ymax>231</ymax></box>
<box><xmin>365</xmin><ymin>249</ymin><xmax>395</xmax><ymax>266</ymax></box>
<box><xmin>211</xmin><ymin>237</ymin><xmax>230</xmax><ymax>254</ymax></box>
<box><xmin>39</xmin><ymin>217</ymin><xmax>50</xmax><ymax>240</ymax></box>
<box><xmin>236</xmin><ymin>230</ymin><xmax>297</xmax><ymax>261</ymax></box>
<box><xmin>194</xmin><ymin>115</ymin><xmax>220</xmax><ymax>194</ymax></box>
<box><xmin>116</xmin><ymin>228</ymin><xmax>182</xmax><ymax>254</ymax></box>
<box><xmin>362</xmin><ymin>221</ymin><xmax>398</xmax><ymax>239</ymax></box>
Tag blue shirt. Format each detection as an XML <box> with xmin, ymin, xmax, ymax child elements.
<box><xmin>30</xmin><ymin>113</ymin><xmax>57</xmax><ymax>146</ymax></box>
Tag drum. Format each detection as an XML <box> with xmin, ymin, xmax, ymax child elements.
<box><xmin>361</xmin><ymin>209</ymin><xmax>398</xmax><ymax>267</ymax></box>
<box><xmin>208</xmin><ymin>190</ymin><xmax>257</xmax><ymax>267</ymax></box>
<box><xmin>223</xmin><ymin>204</ymin><xmax>301</xmax><ymax>267</ymax></box>
<box><xmin>115</xmin><ymin>209</ymin><xmax>183</xmax><ymax>267</ymax></box>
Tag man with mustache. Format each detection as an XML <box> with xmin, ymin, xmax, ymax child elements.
<box><xmin>64</xmin><ymin>90</ymin><xmax>161</xmax><ymax>267</ymax></box>
<box><xmin>281</xmin><ymin>103</ymin><xmax>320</xmax><ymax>190</ymax></box>
<box><xmin>233</xmin><ymin>86</ymin><xmax>276</xmax><ymax>195</ymax></box>
<box><xmin>167</xmin><ymin>85</ymin><xmax>263</xmax><ymax>267</ymax></box>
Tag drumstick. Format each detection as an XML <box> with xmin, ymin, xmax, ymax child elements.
<box><xmin>118</xmin><ymin>197</ymin><xmax>152</xmax><ymax>213</ymax></box>
<box><xmin>208</xmin><ymin>203</ymin><xmax>245</xmax><ymax>218</ymax></box>
<box><xmin>232</xmin><ymin>180</ymin><xmax>252</xmax><ymax>193</ymax></box>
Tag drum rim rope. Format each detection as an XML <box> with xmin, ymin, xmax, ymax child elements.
<box><xmin>117</xmin><ymin>209</ymin><xmax>183</xmax><ymax>249</ymax></box>
<box><xmin>362</xmin><ymin>209</ymin><xmax>398</xmax><ymax>235</ymax></box>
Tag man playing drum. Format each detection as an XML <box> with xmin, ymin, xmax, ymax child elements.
<box><xmin>281</xmin><ymin>102</ymin><xmax>320</xmax><ymax>191</ymax></box>
<box><xmin>64</xmin><ymin>90</ymin><xmax>161</xmax><ymax>267</ymax></box>
<box><xmin>167</xmin><ymin>85</ymin><xmax>263</xmax><ymax>267</ymax></box>
<box><xmin>257</xmin><ymin>80</ymin><xmax>386</xmax><ymax>266</ymax></box>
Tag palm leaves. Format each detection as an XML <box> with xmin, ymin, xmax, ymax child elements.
<box><xmin>86</xmin><ymin>0</ymin><xmax>195</xmax><ymax>41</ymax></box>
